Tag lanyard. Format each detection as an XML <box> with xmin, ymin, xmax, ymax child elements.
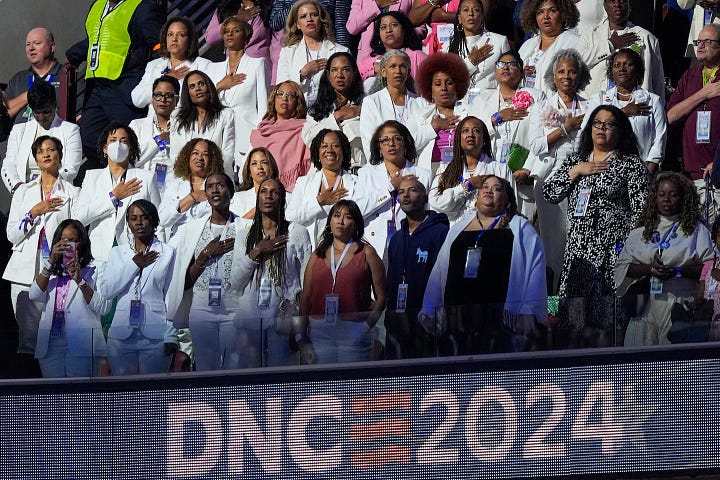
<box><xmin>211</xmin><ymin>213</ymin><xmax>236</xmax><ymax>278</ymax></box>
<box><xmin>391</xmin><ymin>93</ymin><xmax>409</xmax><ymax>123</ymax></box>
<box><xmin>387</xmin><ymin>165</ymin><xmax>404</xmax><ymax>223</ymax></box>
<box><xmin>54</xmin><ymin>275</ymin><xmax>72</xmax><ymax>312</ymax></box>
<box><xmin>557</xmin><ymin>96</ymin><xmax>578</xmax><ymax>117</ymax></box>
<box><xmin>703</xmin><ymin>66</ymin><xmax>719</xmax><ymax>86</ymax></box>
<box><xmin>330</xmin><ymin>240</ymin><xmax>353</xmax><ymax>293</ymax></box>
<box><xmin>474</xmin><ymin>212</ymin><xmax>504</xmax><ymax>248</ymax></box>
<box><xmin>655</xmin><ymin>222</ymin><xmax>679</xmax><ymax>253</ymax></box>
<box><xmin>41</xmin><ymin>178</ymin><xmax>59</xmax><ymax>202</ymax></box>
<box><xmin>28</xmin><ymin>73</ymin><xmax>55</xmax><ymax>90</ymax></box>
<box><xmin>321</xmin><ymin>170</ymin><xmax>343</xmax><ymax>190</ymax></box>
<box><xmin>111</xmin><ymin>169</ymin><xmax>128</xmax><ymax>187</ymax></box>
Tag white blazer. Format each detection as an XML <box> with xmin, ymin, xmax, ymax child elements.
<box><xmin>359</xmin><ymin>88</ymin><xmax>430</xmax><ymax>159</ymax></box>
<box><xmin>97</xmin><ymin>238</ymin><xmax>177</xmax><ymax>343</ymax></box>
<box><xmin>518</xmin><ymin>30</ymin><xmax>590</xmax><ymax>95</ymax></box>
<box><xmin>230</xmin><ymin>188</ymin><xmax>257</xmax><ymax>218</ymax></box>
<box><xmin>420</xmin><ymin>213</ymin><xmax>547</xmax><ymax>322</ymax></box>
<box><xmin>302</xmin><ymin>110</ymin><xmax>366</xmax><ymax>168</ymax></box>
<box><xmin>582</xmin><ymin>87</ymin><xmax>667</xmax><ymax>165</ymax></box>
<box><xmin>207</xmin><ymin>55</ymin><xmax>269</xmax><ymax>159</ymax></box>
<box><xmin>170</xmin><ymin>108</ymin><xmax>236</xmax><ymax>176</ymax></box>
<box><xmin>166</xmin><ymin>214</ymin><xmax>242</xmax><ymax>328</ymax></box>
<box><xmin>30</xmin><ymin>265</ymin><xmax>111</xmax><ymax>358</ymax></box>
<box><xmin>429</xmin><ymin>157</ymin><xmax>515</xmax><ymax>224</ymax></box>
<box><xmin>1</xmin><ymin>116</ymin><xmax>82</xmax><ymax>191</ymax></box>
<box><xmin>130</xmin><ymin>56</ymin><xmax>212</xmax><ymax>108</ymax></box>
<box><xmin>441</xmin><ymin>30</ymin><xmax>510</xmax><ymax>92</ymax></box>
<box><xmin>276</xmin><ymin>38</ymin><xmax>349</xmax><ymax>104</ymax></box>
<box><xmin>581</xmin><ymin>18</ymin><xmax>665</xmax><ymax>101</ymax></box>
<box><xmin>158</xmin><ymin>175</ymin><xmax>211</xmax><ymax>242</ymax></box>
<box><xmin>129</xmin><ymin>112</ymin><xmax>173</xmax><ymax>173</ymax></box>
<box><xmin>74</xmin><ymin>167</ymin><xmax>160</xmax><ymax>262</ymax></box>
<box><xmin>409</xmin><ymin>103</ymin><xmax>471</xmax><ymax>172</ymax></box>
<box><xmin>355</xmin><ymin>161</ymin><xmax>432</xmax><ymax>260</ymax></box>
<box><xmin>286</xmin><ymin>168</ymin><xmax>360</xmax><ymax>249</ymax></box>
<box><xmin>3</xmin><ymin>177</ymin><xmax>79</xmax><ymax>285</ymax></box>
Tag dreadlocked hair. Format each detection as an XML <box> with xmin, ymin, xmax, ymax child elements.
<box><xmin>636</xmin><ymin>172</ymin><xmax>701</xmax><ymax>242</ymax></box>
<box><xmin>245</xmin><ymin>178</ymin><xmax>290</xmax><ymax>287</ymax></box>
<box><xmin>447</xmin><ymin>0</ymin><xmax>485</xmax><ymax>58</ymax></box>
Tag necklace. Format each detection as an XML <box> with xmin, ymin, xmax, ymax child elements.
<box><xmin>154</xmin><ymin>118</ymin><xmax>171</xmax><ymax>133</ymax></box>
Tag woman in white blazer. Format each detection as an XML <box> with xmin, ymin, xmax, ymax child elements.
<box><xmin>359</xmin><ymin>49</ymin><xmax>430</xmax><ymax>159</ymax></box>
<box><xmin>3</xmin><ymin>135</ymin><xmax>80</xmax><ymax>356</ymax></box>
<box><xmin>170</xmin><ymin>71</ymin><xmax>236</xmax><ymax>176</ymax></box>
<box><xmin>232</xmin><ymin>178</ymin><xmax>312</xmax><ymax>367</ymax></box>
<box><xmin>97</xmin><ymin>200</ymin><xmax>178</xmax><ymax>376</ymax></box>
<box><xmin>276</xmin><ymin>0</ymin><xmax>349</xmax><ymax>106</ymax></box>
<box><xmin>355</xmin><ymin>120</ymin><xmax>432</xmax><ymax>261</ymax></box>
<box><xmin>429</xmin><ymin>116</ymin><xmax>515</xmax><ymax>224</ymax></box>
<box><xmin>129</xmin><ymin>76</ymin><xmax>180</xmax><ymax>191</ymax></box>
<box><xmin>207</xmin><ymin>17</ymin><xmax>270</xmax><ymax>162</ymax></box>
<box><xmin>409</xmin><ymin>52</ymin><xmax>471</xmax><ymax>174</ymax></box>
<box><xmin>158</xmin><ymin>138</ymin><xmax>225</xmax><ymax>244</ymax></box>
<box><xmin>231</xmin><ymin>147</ymin><xmax>281</xmax><ymax>218</ymax></box>
<box><xmin>302</xmin><ymin>52</ymin><xmax>366</xmax><ymax>169</ymax></box>
<box><xmin>74</xmin><ymin>122</ymin><xmax>161</xmax><ymax>263</ymax></box>
<box><xmin>582</xmin><ymin>48</ymin><xmax>667</xmax><ymax>173</ymax></box>
<box><xmin>170</xmin><ymin>173</ymin><xmax>240</xmax><ymax>371</ymax></box>
<box><xmin>131</xmin><ymin>17</ymin><xmax>212</xmax><ymax>109</ymax></box>
<box><xmin>287</xmin><ymin>130</ymin><xmax>360</xmax><ymax>249</ymax></box>
<box><xmin>444</xmin><ymin>0</ymin><xmax>510</xmax><ymax>97</ymax></box>
<box><xmin>1</xmin><ymin>80</ymin><xmax>82</xmax><ymax>192</ymax></box>
<box><xmin>30</xmin><ymin>220</ymin><xmax>111</xmax><ymax>377</ymax></box>
<box><xmin>517</xmin><ymin>0</ymin><xmax>590</xmax><ymax>94</ymax></box>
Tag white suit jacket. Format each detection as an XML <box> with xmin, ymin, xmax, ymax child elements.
<box><xmin>276</xmin><ymin>38</ymin><xmax>349</xmax><ymax>103</ymax></box>
<box><xmin>130</xmin><ymin>56</ymin><xmax>212</xmax><ymax>108</ymax></box>
<box><xmin>74</xmin><ymin>166</ymin><xmax>160</xmax><ymax>262</ymax></box>
<box><xmin>158</xmin><ymin>175</ymin><xmax>211</xmax><ymax>242</ymax></box>
<box><xmin>97</xmin><ymin>238</ymin><xmax>177</xmax><ymax>343</ymax></box>
<box><xmin>129</xmin><ymin>112</ymin><xmax>173</xmax><ymax>173</ymax></box>
<box><xmin>30</xmin><ymin>265</ymin><xmax>111</xmax><ymax>358</ymax></box>
<box><xmin>421</xmin><ymin>213</ymin><xmax>547</xmax><ymax>322</ymax></box>
<box><xmin>409</xmin><ymin>103</ymin><xmax>471</xmax><ymax>172</ymax></box>
<box><xmin>230</xmin><ymin>188</ymin><xmax>257</xmax><ymax>218</ymax></box>
<box><xmin>1</xmin><ymin>116</ymin><xmax>82</xmax><ymax>191</ymax></box>
<box><xmin>170</xmin><ymin>108</ymin><xmax>236</xmax><ymax>176</ymax></box>
<box><xmin>302</xmin><ymin>111</ymin><xmax>366</xmax><ymax>167</ymax></box>
<box><xmin>207</xmin><ymin>55</ymin><xmax>269</xmax><ymax>158</ymax></box>
<box><xmin>581</xmin><ymin>18</ymin><xmax>665</xmax><ymax>101</ymax></box>
<box><xmin>3</xmin><ymin>177</ymin><xmax>79</xmax><ymax>285</ymax></box>
<box><xmin>166</xmin><ymin>214</ymin><xmax>242</xmax><ymax>328</ymax></box>
<box><xmin>359</xmin><ymin>88</ymin><xmax>430</xmax><ymax>159</ymax></box>
<box><xmin>355</xmin><ymin>161</ymin><xmax>432</xmax><ymax>260</ymax></box>
<box><xmin>285</xmin><ymin>168</ymin><xmax>360</xmax><ymax>249</ymax></box>
<box><xmin>518</xmin><ymin>30</ymin><xmax>590</xmax><ymax>95</ymax></box>
<box><xmin>441</xmin><ymin>31</ymin><xmax>510</xmax><ymax>92</ymax></box>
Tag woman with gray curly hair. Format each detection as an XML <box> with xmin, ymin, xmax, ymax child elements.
<box><xmin>526</xmin><ymin>48</ymin><xmax>590</xmax><ymax>292</ymax></box>
<box><xmin>582</xmin><ymin>47</ymin><xmax>667</xmax><ymax>174</ymax></box>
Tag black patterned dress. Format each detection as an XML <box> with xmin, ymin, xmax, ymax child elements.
<box><xmin>543</xmin><ymin>152</ymin><xmax>649</xmax><ymax>327</ymax></box>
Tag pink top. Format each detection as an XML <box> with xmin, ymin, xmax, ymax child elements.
<box><xmin>346</xmin><ymin>0</ymin><xmax>428</xmax><ymax>62</ymax></box>
<box><xmin>356</xmin><ymin>48</ymin><xmax>427</xmax><ymax>82</ymax></box>
<box><xmin>205</xmin><ymin>10</ymin><xmax>272</xmax><ymax>63</ymax></box>
<box><xmin>421</xmin><ymin>0</ymin><xmax>461</xmax><ymax>54</ymax></box>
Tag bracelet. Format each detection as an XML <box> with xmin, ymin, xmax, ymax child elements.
<box><xmin>559</xmin><ymin>123</ymin><xmax>569</xmax><ymax>139</ymax></box>
<box><xmin>428</xmin><ymin>0</ymin><xmax>440</xmax><ymax>7</ymax></box>
<box><xmin>492</xmin><ymin>112</ymin><xmax>504</xmax><ymax>125</ymax></box>
<box><xmin>675</xmin><ymin>266</ymin><xmax>682</xmax><ymax>278</ymax></box>
<box><xmin>463</xmin><ymin>179</ymin><xmax>475</xmax><ymax>192</ymax></box>
<box><xmin>39</xmin><ymin>267</ymin><xmax>51</xmax><ymax>278</ymax></box>
<box><xmin>108</xmin><ymin>192</ymin><xmax>122</xmax><ymax>208</ymax></box>
<box><xmin>189</xmin><ymin>192</ymin><xmax>198</xmax><ymax>204</ymax></box>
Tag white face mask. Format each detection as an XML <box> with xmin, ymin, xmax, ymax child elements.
<box><xmin>107</xmin><ymin>141</ymin><xmax>129</xmax><ymax>163</ymax></box>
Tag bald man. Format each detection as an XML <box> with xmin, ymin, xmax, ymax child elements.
<box><xmin>385</xmin><ymin>177</ymin><xmax>449</xmax><ymax>359</ymax></box>
<box><xmin>4</xmin><ymin>28</ymin><xmax>62</xmax><ymax>124</ymax></box>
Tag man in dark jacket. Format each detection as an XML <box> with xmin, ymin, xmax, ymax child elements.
<box><xmin>385</xmin><ymin>178</ymin><xmax>449</xmax><ymax>359</ymax></box>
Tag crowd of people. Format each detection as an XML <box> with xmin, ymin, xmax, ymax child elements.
<box><xmin>2</xmin><ymin>0</ymin><xmax>720</xmax><ymax>377</ymax></box>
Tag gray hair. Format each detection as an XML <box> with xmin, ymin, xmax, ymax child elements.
<box><xmin>380</xmin><ymin>48</ymin><xmax>411</xmax><ymax>68</ymax></box>
<box><xmin>370</xmin><ymin>49</ymin><xmax>414</xmax><ymax>95</ymax></box>
<box><xmin>701</xmin><ymin>23</ymin><xmax>720</xmax><ymax>41</ymax></box>
<box><xmin>543</xmin><ymin>48</ymin><xmax>591</xmax><ymax>93</ymax></box>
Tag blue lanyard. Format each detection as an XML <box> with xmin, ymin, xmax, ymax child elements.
<box><xmin>28</xmin><ymin>73</ymin><xmax>54</xmax><ymax>89</ymax></box>
<box><xmin>474</xmin><ymin>212</ymin><xmax>504</xmax><ymax>248</ymax></box>
<box><xmin>653</xmin><ymin>222</ymin><xmax>679</xmax><ymax>253</ymax></box>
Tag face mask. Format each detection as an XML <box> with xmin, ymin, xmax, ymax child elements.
<box><xmin>107</xmin><ymin>141</ymin><xmax>129</xmax><ymax>163</ymax></box>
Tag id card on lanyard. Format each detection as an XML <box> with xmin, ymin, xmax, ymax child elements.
<box><xmin>51</xmin><ymin>276</ymin><xmax>72</xmax><ymax>336</ymax></box>
<box><xmin>258</xmin><ymin>266</ymin><xmax>272</xmax><ymax>309</ymax></box>
<box><xmin>326</xmin><ymin>240</ymin><xmax>353</xmax><ymax>324</ymax></box>
<box><xmin>464</xmin><ymin>213</ymin><xmax>503</xmax><ymax>278</ymax></box>
<box><xmin>130</xmin><ymin>246</ymin><xmax>148</xmax><ymax>326</ymax></box>
<box><xmin>208</xmin><ymin>215</ymin><xmax>235</xmax><ymax>308</ymax></box>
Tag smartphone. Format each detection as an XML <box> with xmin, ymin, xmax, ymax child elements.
<box><xmin>63</xmin><ymin>241</ymin><xmax>76</xmax><ymax>262</ymax></box>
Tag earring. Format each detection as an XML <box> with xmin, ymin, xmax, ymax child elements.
<box><xmin>457</xmin><ymin>23</ymin><xmax>463</xmax><ymax>32</ymax></box>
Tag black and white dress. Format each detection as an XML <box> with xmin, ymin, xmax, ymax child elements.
<box><xmin>543</xmin><ymin>152</ymin><xmax>649</xmax><ymax>326</ymax></box>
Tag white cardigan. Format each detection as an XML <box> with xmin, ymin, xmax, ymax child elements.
<box><xmin>518</xmin><ymin>30</ymin><xmax>590</xmax><ymax>95</ymax></box>
<box><xmin>170</xmin><ymin>108</ymin><xmax>236</xmax><ymax>176</ymax></box>
<box><xmin>130</xmin><ymin>56</ymin><xmax>212</xmax><ymax>108</ymax></box>
<box><xmin>207</xmin><ymin>55</ymin><xmax>269</xmax><ymax>158</ymax></box>
<box><xmin>285</xmin><ymin>168</ymin><xmax>360</xmax><ymax>249</ymax></box>
<box><xmin>30</xmin><ymin>265</ymin><xmax>111</xmax><ymax>358</ymax></box>
<box><xmin>3</xmin><ymin>177</ymin><xmax>79</xmax><ymax>285</ymax></box>
<box><xmin>276</xmin><ymin>38</ymin><xmax>349</xmax><ymax>104</ymax></box>
<box><xmin>74</xmin><ymin>167</ymin><xmax>160</xmax><ymax>262</ymax></box>
<box><xmin>1</xmin><ymin>116</ymin><xmax>82</xmax><ymax>191</ymax></box>
<box><xmin>97</xmin><ymin>238</ymin><xmax>177</xmax><ymax>343</ymax></box>
<box><xmin>421</xmin><ymin>212</ymin><xmax>547</xmax><ymax>322</ymax></box>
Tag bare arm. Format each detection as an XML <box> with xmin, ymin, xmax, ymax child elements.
<box><xmin>365</xmin><ymin>244</ymin><xmax>387</xmax><ymax>327</ymax></box>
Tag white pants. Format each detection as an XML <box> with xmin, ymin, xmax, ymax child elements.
<box><xmin>189</xmin><ymin>308</ymin><xmax>238</xmax><ymax>371</ymax></box>
<box><xmin>11</xmin><ymin>283</ymin><xmax>43</xmax><ymax>354</ymax></box>
<box><xmin>38</xmin><ymin>333</ymin><xmax>103</xmax><ymax>378</ymax></box>
<box><xmin>107</xmin><ymin>329</ymin><xmax>170</xmax><ymax>376</ymax></box>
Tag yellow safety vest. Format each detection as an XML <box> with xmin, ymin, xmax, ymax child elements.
<box><xmin>84</xmin><ymin>0</ymin><xmax>143</xmax><ymax>80</ymax></box>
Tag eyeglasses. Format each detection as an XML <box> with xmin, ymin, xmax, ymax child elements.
<box><xmin>693</xmin><ymin>39</ymin><xmax>720</xmax><ymax>48</ymax></box>
<box><xmin>152</xmin><ymin>92</ymin><xmax>179</xmax><ymax>101</ymax></box>
<box><xmin>591</xmin><ymin>119</ymin><xmax>618</xmax><ymax>130</ymax></box>
<box><xmin>379</xmin><ymin>135</ymin><xmax>404</xmax><ymax>146</ymax></box>
<box><xmin>495</xmin><ymin>60</ymin><xmax>520</xmax><ymax>69</ymax></box>
<box><xmin>276</xmin><ymin>91</ymin><xmax>299</xmax><ymax>100</ymax></box>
